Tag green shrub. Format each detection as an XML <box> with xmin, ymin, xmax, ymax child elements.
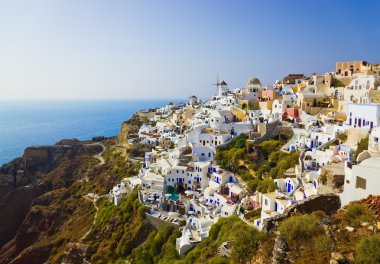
<box><xmin>257</xmin><ymin>178</ymin><xmax>277</xmax><ymax>193</ymax></box>
<box><xmin>313</xmin><ymin>235</ymin><xmax>332</xmax><ymax>252</ymax></box>
<box><xmin>185</xmin><ymin>216</ymin><xmax>260</xmax><ymax>264</ymax></box>
<box><xmin>231</xmin><ymin>226</ymin><xmax>260</xmax><ymax>263</ymax></box>
<box><xmin>279</xmin><ymin>213</ymin><xmax>321</xmax><ymax>242</ymax></box>
<box><xmin>259</xmin><ymin>140</ymin><xmax>283</xmax><ymax>158</ymax></box>
<box><xmin>244</xmin><ymin>208</ymin><xmax>261</xmax><ymax>220</ymax></box>
<box><xmin>342</xmin><ymin>203</ymin><xmax>376</xmax><ymax>227</ymax></box>
<box><xmin>331</xmin><ymin>78</ymin><xmax>345</xmax><ymax>88</ymax></box>
<box><xmin>247</xmin><ymin>178</ymin><xmax>260</xmax><ymax>192</ymax></box>
<box><xmin>337</xmin><ymin>132</ymin><xmax>348</xmax><ymax>142</ymax></box>
<box><xmin>354</xmin><ymin>136</ymin><xmax>369</xmax><ymax>162</ymax></box>
<box><xmin>320</xmin><ymin>173</ymin><xmax>328</xmax><ymax>185</ymax></box>
<box><xmin>235</xmin><ymin>137</ymin><xmax>246</xmax><ymax>148</ymax></box>
<box><xmin>355</xmin><ymin>235</ymin><xmax>380</xmax><ymax>264</ymax></box>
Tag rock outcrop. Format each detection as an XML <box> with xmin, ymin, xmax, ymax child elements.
<box><xmin>117</xmin><ymin>113</ymin><xmax>147</xmax><ymax>146</ymax></box>
<box><xmin>61</xmin><ymin>242</ymin><xmax>93</xmax><ymax>264</ymax></box>
<box><xmin>272</xmin><ymin>235</ymin><xmax>291</xmax><ymax>264</ymax></box>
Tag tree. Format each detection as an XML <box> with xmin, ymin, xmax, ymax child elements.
<box><xmin>257</xmin><ymin>178</ymin><xmax>278</xmax><ymax>193</ymax></box>
<box><xmin>235</xmin><ymin>137</ymin><xmax>246</xmax><ymax>148</ymax></box>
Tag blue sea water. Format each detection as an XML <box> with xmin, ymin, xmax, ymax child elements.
<box><xmin>0</xmin><ymin>100</ymin><xmax>177</xmax><ymax>166</ymax></box>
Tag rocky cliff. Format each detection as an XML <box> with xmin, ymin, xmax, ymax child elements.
<box><xmin>117</xmin><ymin>113</ymin><xmax>147</xmax><ymax>146</ymax></box>
<box><xmin>0</xmin><ymin>141</ymin><xmax>102</xmax><ymax>263</ymax></box>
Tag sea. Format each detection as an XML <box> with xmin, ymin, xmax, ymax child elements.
<box><xmin>0</xmin><ymin>99</ymin><xmax>179</xmax><ymax>166</ymax></box>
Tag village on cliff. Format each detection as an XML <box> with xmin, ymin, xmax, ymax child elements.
<box><xmin>109</xmin><ymin>61</ymin><xmax>380</xmax><ymax>255</ymax></box>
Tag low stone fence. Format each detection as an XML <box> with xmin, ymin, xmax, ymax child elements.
<box><xmin>145</xmin><ymin>213</ymin><xmax>179</xmax><ymax>231</ymax></box>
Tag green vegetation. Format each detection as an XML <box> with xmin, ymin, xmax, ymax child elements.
<box><xmin>331</xmin><ymin>78</ymin><xmax>345</xmax><ymax>88</ymax></box>
<box><xmin>342</xmin><ymin>203</ymin><xmax>376</xmax><ymax>228</ymax></box>
<box><xmin>354</xmin><ymin>136</ymin><xmax>369</xmax><ymax>161</ymax></box>
<box><xmin>259</xmin><ymin>140</ymin><xmax>283</xmax><ymax>158</ymax></box>
<box><xmin>214</xmin><ymin>136</ymin><xmax>298</xmax><ymax>192</ymax></box>
<box><xmin>320</xmin><ymin>172</ymin><xmax>328</xmax><ymax>185</ymax></box>
<box><xmin>278</xmin><ymin>213</ymin><xmax>322</xmax><ymax>242</ymax></box>
<box><xmin>185</xmin><ymin>216</ymin><xmax>261</xmax><ymax>264</ymax></box>
<box><xmin>337</xmin><ymin>132</ymin><xmax>348</xmax><ymax>142</ymax></box>
<box><xmin>256</xmin><ymin>149</ymin><xmax>299</xmax><ymax>179</ymax></box>
<box><xmin>244</xmin><ymin>208</ymin><xmax>261</xmax><ymax>220</ymax></box>
<box><xmin>355</xmin><ymin>235</ymin><xmax>380</xmax><ymax>264</ymax></box>
<box><xmin>88</xmin><ymin>189</ymin><xmax>151</xmax><ymax>263</ymax></box>
<box><xmin>132</xmin><ymin>226</ymin><xmax>181</xmax><ymax>264</ymax></box>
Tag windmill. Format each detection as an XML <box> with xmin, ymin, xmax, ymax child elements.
<box><xmin>211</xmin><ymin>75</ymin><xmax>223</xmax><ymax>96</ymax></box>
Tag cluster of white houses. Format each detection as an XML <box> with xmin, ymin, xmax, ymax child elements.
<box><xmin>109</xmin><ymin>60</ymin><xmax>380</xmax><ymax>255</ymax></box>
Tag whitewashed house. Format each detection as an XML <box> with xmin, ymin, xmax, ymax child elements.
<box><xmin>346</xmin><ymin>103</ymin><xmax>380</xmax><ymax>129</ymax></box>
<box><xmin>176</xmin><ymin>217</ymin><xmax>214</xmax><ymax>255</ymax></box>
<box><xmin>340</xmin><ymin>125</ymin><xmax>380</xmax><ymax>205</ymax></box>
<box><xmin>344</xmin><ymin>75</ymin><xmax>378</xmax><ymax>103</ymax></box>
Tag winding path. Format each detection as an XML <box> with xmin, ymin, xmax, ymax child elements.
<box><xmin>80</xmin><ymin>193</ymin><xmax>110</xmax><ymax>241</ymax></box>
<box><xmin>86</xmin><ymin>142</ymin><xmax>106</xmax><ymax>165</ymax></box>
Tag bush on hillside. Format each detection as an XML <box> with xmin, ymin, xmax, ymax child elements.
<box><xmin>278</xmin><ymin>213</ymin><xmax>322</xmax><ymax>242</ymax></box>
<box><xmin>257</xmin><ymin>178</ymin><xmax>278</xmax><ymax>193</ymax></box>
<box><xmin>355</xmin><ymin>235</ymin><xmax>380</xmax><ymax>264</ymax></box>
<box><xmin>259</xmin><ymin>140</ymin><xmax>283</xmax><ymax>158</ymax></box>
<box><xmin>342</xmin><ymin>203</ymin><xmax>376</xmax><ymax>228</ymax></box>
<box><xmin>185</xmin><ymin>216</ymin><xmax>261</xmax><ymax>264</ymax></box>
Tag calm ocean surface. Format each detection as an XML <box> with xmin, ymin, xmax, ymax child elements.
<box><xmin>0</xmin><ymin>100</ymin><xmax>177</xmax><ymax>166</ymax></box>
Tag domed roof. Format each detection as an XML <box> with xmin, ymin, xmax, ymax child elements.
<box><xmin>247</xmin><ymin>77</ymin><xmax>261</xmax><ymax>86</ymax></box>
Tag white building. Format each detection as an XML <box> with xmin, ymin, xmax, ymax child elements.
<box><xmin>176</xmin><ymin>217</ymin><xmax>214</xmax><ymax>255</ymax></box>
<box><xmin>272</xmin><ymin>99</ymin><xmax>292</xmax><ymax>120</ymax></box>
<box><xmin>189</xmin><ymin>95</ymin><xmax>198</xmax><ymax>106</ymax></box>
<box><xmin>346</xmin><ymin>103</ymin><xmax>380</xmax><ymax>129</ymax></box>
<box><xmin>340</xmin><ymin>157</ymin><xmax>380</xmax><ymax>205</ymax></box>
<box><xmin>344</xmin><ymin>75</ymin><xmax>378</xmax><ymax>103</ymax></box>
<box><xmin>340</xmin><ymin>126</ymin><xmax>380</xmax><ymax>205</ymax></box>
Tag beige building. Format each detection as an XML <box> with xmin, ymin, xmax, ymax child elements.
<box><xmin>297</xmin><ymin>92</ymin><xmax>327</xmax><ymax>115</ymax></box>
<box><xmin>336</xmin><ymin>61</ymin><xmax>371</xmax><ymax>77</ymax></box>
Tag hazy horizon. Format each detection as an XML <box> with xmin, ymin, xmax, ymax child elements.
<box><xmin>1</xmin><ymin>0</ymin><xmax>380</xmax><ymax>100</ymax></box>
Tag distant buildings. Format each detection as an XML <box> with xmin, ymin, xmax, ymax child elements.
<box><xmin>111</xmin><ymin>59</ymin><xmax>380</xmax><ymax>244</ymax></box>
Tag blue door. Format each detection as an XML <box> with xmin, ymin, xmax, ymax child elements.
<box><xmin>274</xmin><ymin>202</ymin><xmax>278</xmax><ymax>212</ymax></box>
<box><xmin>287</xmin><ymin>183</ymin><xmax>291</xmax><ymax>192</ymax></box>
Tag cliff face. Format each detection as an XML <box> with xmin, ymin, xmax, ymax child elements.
<box><xmin>117</xmin><ymin>113</ymin><xmax>147</xmax><ymax>146</ymax></box>
<box><xmin>0</xmin><ymin>141</ymin><xmax>102</xmax><ymax>264</ymax></box>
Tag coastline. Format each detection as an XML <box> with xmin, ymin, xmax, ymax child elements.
<box><xmin>0</xmin><ymin>99</ymin><xmax>183</xmax><ymax>166</ymax></box>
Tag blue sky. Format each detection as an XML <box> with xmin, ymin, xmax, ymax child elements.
<box><xmin>0</xmin><ymin>0</ymin><xmax>379</xmax><ymax>100</ymax></box>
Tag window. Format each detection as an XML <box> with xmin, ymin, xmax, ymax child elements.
<box><xmin>356</xmin><ymin>176</ymin><xmax>366</xmax><ymax>190</ymax></box>
<box><xmin>264</xmin><ymin>199</ymin><xmax>268</xmax><ymax>206</ymax></box>
<box><xmin>374</xmin><ymin>137</ymin><xmax>379</xmax><ymax>143</ymax></box>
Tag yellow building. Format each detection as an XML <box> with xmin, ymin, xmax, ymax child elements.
<box><xmin>230</xmin><ymin>106</ymin><xmax>247</xmax><ymax>121</ymax></box>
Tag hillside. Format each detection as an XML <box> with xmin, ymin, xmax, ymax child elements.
<box><xmin>0</xmin><ymin>114</ymin><xmax>379</xmax><ymax>263</ymax></box>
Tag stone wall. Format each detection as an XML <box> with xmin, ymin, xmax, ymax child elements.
<box><xmin>252</xmin><ymin>121</ymin><xmax>279</xmax><ymax>144</ymax></box>
<box><xmin>278</xmin><ymin>126</ymin><xmax>293</xmax><ymax>140</ymax></box>
<box><xmin>145</xmin><ymin>214</ymin><xmax>179</xmax><ymax>231</ymax></box>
